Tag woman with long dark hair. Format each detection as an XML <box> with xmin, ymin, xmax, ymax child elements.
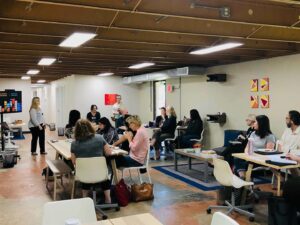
<box><xmin>65</xmin><ymin>110</ymin><xmax>81</xmax><ymax>139</ymax></box>
<box><xmin>178</xmin><ymin>109</ymin><xmax>203</xmax><ymax>148</ymax></box>
<box><xmin>97</xmin><ymin>117</ymin><xmax>119</xmax><ymax>145</ymax></box>
<box><xmin>234</xmin><ymin>115</ymin><xmax>276</xmax><ymax>178</ymax></box>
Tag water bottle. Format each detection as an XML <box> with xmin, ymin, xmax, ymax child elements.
<box><xmin>247</xmin><ymin>138</ymin><xmax>254</xmax><ymax>156</ymax></box>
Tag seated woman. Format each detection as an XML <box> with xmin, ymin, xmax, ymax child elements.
<box><xmin>71</xmin><ymin>119</ymin><xmax>114</xmax><ymax>204</ymax></box>
<box><xmin>112</xmin><ymin>114</ymin><xmax>136</xmax><ymax>151</ymax></box>
<box><xmin>155</xmin><ymin>107</ymin><xmax>168</xmax><ymax>128</ymax></box>
<box><xmin>97</xmin><ymin>117</ymin><xmax>119</xmax><ymax>145</ymax></box>
<box><xmin>86</xmin><ymin>104</ymin><xmax>101</xmax><ymax>124</ymax></box>
<box><xmin>115</xmin><ymin>115</ymin><xmax>148</xmax><ymax>168</ymax></box>
<box><xmin>65</xmin><ymin>109</ymin><xmax>81</xmax><ymax>139</ymax></box>
<box><xmin>234</xmin><ymin>115</ymin><xmax>276</xmax><ymax>179</ymax></box>
<box><xmin>178</xmin><ymin>109</ymin><xmax>203</xmax><ymax>148</ymax></box>
<box><xmin>151</xmin><ymin>106</ymin><xmax>177</xmax><ymax>160</ymax></box>
<box><xmin>221</xmin><ymin>114</ymin><xmax>255</xmax><ymax>166</ymax></box>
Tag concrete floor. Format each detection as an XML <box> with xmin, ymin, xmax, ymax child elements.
<box><xmin>0</xmin><ymin>130</ymin><xmax>271</xmax><ymax>225</ymax></box>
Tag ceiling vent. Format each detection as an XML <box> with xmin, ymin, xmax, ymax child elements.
<box><xmin>123</xmin><ymin>66</ymin><xmax>206</xmax><ymax>84</ymax></box>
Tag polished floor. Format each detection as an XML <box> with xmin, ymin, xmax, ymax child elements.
<box><xmin>0</xmin><ymin>130</ymin><xmax>272</xmax><ymax>225</ymax></box>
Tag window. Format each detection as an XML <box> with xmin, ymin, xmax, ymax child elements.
<box><xmin>154</xmin><ymin>81</ymin><xmax>166</xmax><ymax>119</ymax></box>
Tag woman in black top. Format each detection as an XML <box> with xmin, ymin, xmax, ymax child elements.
<box><xmin>86</xmin><ymin>104</ymin><xmax>101</xmax><ymax>124</ymax></box>
<box><xmin>97</xmin><ymin>117</ymin><xmax>119</xmax><ymax>145</ymax></box>
<box><xmin>151</xmin><ymin>106</ymin><xmax>177</xmax><ymax>159</ymax></box>
<box><xmin>178</xmin><ymin>109</ymin><xmax>203</xmax><ymax>148</ymax></box>
<box><xmin>155</xmin><ymin>107</ymin><xmax>168</xmax><ymax>128</ymax></box>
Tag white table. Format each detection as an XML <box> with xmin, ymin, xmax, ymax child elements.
<box><xmin>83</xmin><ymin>213</ymin><xmax>163</xmax><ymax>225</ymax></box>
<box><xmin>174</xmin><ymin>148</ymin><xmax>222</xmax><ymax>183</ymax></box>
<box><xmin>47</xmin><ymin>140</ymin><xmax>128</xmax><ymax>184</ymax></box>
<box><xmin>233</xmin><ymin>152</ymin><xmax>300</xmax><ymax>196</ymax></box>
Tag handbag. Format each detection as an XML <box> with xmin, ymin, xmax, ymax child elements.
<box><xmin>131</xmin><ymin>182</ymin><xmax>154</xmax><ymax>202</ymax></box>
<box><xmin>268</xmin><ymin>196</ymin><xmax>298</xmax><ymax>225</ymax></box>
<box><xmin>114</xmin><ymin>179</ymin><xmax>131</xmax><ymax>207</ymax></box>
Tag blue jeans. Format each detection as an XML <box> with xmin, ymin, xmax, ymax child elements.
<box><xmin>115</xmin><ymin>156</ymin><xmax>143</xmax><ymax>168</ymax></box>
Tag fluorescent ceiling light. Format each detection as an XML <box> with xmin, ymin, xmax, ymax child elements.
<box><xmin>27</xmin><ymin>69</ymin><xmax>40</xmax><ymax>75</ymax></box>
<box><xmin>190</xmin><ymin>42</ymin><xmax>243</xmax><ymax>55</ymax></box>
<box><xmin>59</xmin><ymin>32</ymin><xmax>97</xmax><ymax>48</ymax></box>
<box><xmin>37</xmin><ymin>80</ymin><xmax>46</xmax><ymax>83</ymax></box>
<box><xmin>21</xmin><ymin>76</ymin><xmax>31</xmax><ymax>80</ymax></box>
<box><xmin>97</xmin><ymin>72</ymin><xmax>114</xmax><ymax>77</ymax></box>
<box><xmin>129</xmin><ymin>62</ymin><xmax>155</xmax><ymax>69</ymax></box>
<box><xmin>38</xmin><ymin>58</ymin><xmax>56</xmax><ymax>66</ymax></box>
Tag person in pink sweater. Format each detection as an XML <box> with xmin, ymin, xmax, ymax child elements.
<box><xmin>115</xmin><ymin>115</ymin><xmax>149</xmax><ymax>167</ymax></box>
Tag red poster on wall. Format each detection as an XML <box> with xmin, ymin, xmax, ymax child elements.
<box><xmin>104</xmin><ymin>94</ymin><xmax>117</xmax><ymax>105</ymax></box>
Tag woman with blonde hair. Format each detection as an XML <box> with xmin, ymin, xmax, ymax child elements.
<box><xmin>28</xmin><ymin>97</ymin><xmax>46</xmax><ymax>155</ymax></box>
<box><xmin>115</xmin><ymin>115</ymin><xmax>149</xmax><ymax>167</ymax></box>
<box><xmin>151</xmin><ymin>106</ymin><xmax>177</xmax><ymax>160</ymax></box>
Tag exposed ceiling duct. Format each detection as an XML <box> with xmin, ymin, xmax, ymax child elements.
<box><xmin>123</xmin><ymin>66</ymin><xmax>206</xmax><ymax>84</ymax></box>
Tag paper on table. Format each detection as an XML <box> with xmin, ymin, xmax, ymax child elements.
<box><xmin>267</xmin><ymin>155</ymin><xmax>297</xmax><ymax>165</ymax></box>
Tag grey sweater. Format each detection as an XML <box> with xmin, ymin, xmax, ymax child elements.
<box><xmin>28</xmin><ymin>108</ymin><xmax>45</xmax><ymax>128</ymax></box>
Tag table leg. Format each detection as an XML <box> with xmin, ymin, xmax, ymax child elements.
<box><xmin>204</xmin><ymin>161</ymin><xmax>208</xmax><ymax>183</ymax></box>
<box><xmin>55</xmin><ymin>152</ymin><xmax>59</xmax><ymax>160</ymax></box>
<box><xmin>111</xmin><ymin>158</ymin><xmax>119</xmax><ymax>185</ymax></box>
<box><xmin>277</xmin><ymin>172</ymin><xmax>281</xmax><ymax>196</ymax></box>
<box><xmin>177</xmin><ymin>130</ymin><xmax>180</xmax><ymax>147</ymax></box>
<box><xmin>174</xmin><ymin>152</ymin><xmax>178</xmax><ymax>171</ymax></box>
<box><xmin>188</xmin><ymin>157</ymin><xmax>192</xmax><ymax>170</ymax></box>
<box><xmin>241</xmin><ymin>163</ymin><xmax>254</xmax><ymax>205</ymax></box>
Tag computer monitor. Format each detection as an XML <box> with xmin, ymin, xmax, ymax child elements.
<box><xmin>0</xmin><ymin>90</ymin><xmax>22</xmax><ymax>113</ymax></box>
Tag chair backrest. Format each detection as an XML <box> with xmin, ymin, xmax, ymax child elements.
<box><xmin>224</xmin><ymin>130</ymin><xmax>243</xmax><ymax>147</ymax></box>
<box><xmin>144</xmin><ymin>146</ymin><xmax>151</xmax><ymax>166</ymax></box>
<box><xmin>42</xmin><ymin>198</ymin><xmax>97</xmax><ymax>225</ymax></box>
<box><xmin>213</xmin><ymin>157</ymin><xmax>234</xmax><ymax>186</ymax></box>
<box><xmin>199</xmin><ymin>128</ymin><xmax>205</xmax><ymax>143</ymax></box>
<box><xmin>75</xmin><ymin>157</ymin><xmax>109</xmax><ymax>183</ymax></box>
<box><xmin>211</xmin><ymin>212</ymin><xmax>239</xmax><ymax>225</ymax></box>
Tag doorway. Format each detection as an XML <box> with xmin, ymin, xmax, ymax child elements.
<box><xmin>154</xmin><ymin>81</ymin><xmax>166</xmax><ymax>119</ymax></box>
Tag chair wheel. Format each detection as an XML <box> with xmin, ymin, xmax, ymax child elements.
<box><xmin>249</xmin><ymin>217</ymin><xmax>255</xmax><ymax>222</ymax></box>
<box><xmin>115</xmin><ymin>207</ymin><xmax>120</xmax><ymax>211</ymax></box>
<box><xmin>102</xmin><ymin>215</ymin><xmax>108</xmax><ymax>220</ymax></box>
<box><xmin>206</xmin><ymin>208</ymin><xmax>211</xmax><ymax>214</ymax></box>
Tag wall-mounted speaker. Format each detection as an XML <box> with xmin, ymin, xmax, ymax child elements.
<box><xmin>207</xmin><ymin>74</ymin><xmax>227</xmax><ymax>82</ymax></box>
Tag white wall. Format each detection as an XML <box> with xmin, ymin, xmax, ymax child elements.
<box><xmin>0</xmin><ymin>78</ymin><xmax>31</xmax><ymax>131</ymax></box>
<box><xmin>46</xmin><ymin>75</ymin><xmax>141</xmax><ymax>127</ymax></box>
<box><xmin>138</xmin><ymin>53</ymin><xmax>300</xmax><ymax>148</ymax></box>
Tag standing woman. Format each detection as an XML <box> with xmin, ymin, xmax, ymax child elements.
<box><xmin>87</xmin><ymin>104</ymin><xmax>101</xmax><ymax>124</ymax></box>
<box><xmin>28</xmin><ymin>97</ymin><xmax>47</xmax><ymax>155</ymax></box>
